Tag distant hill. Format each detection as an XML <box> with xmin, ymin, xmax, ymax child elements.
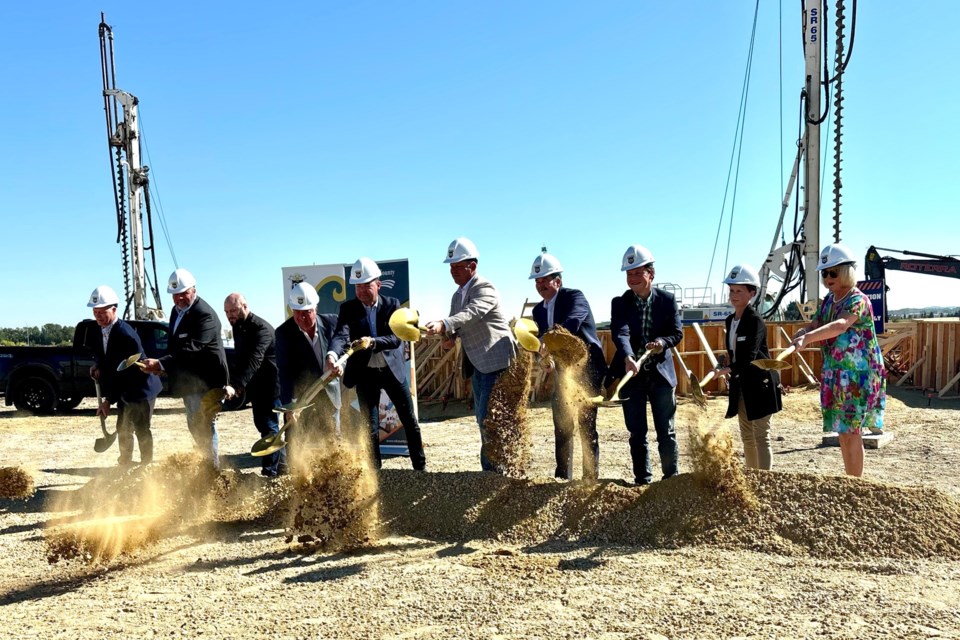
<box><xmin>889</xmin><ymin>306</ymin><xmax>959</xmax><ymax>318</ymax></box>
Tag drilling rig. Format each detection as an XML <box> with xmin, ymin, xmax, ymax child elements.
<box><xmin>99</xmin><ymin>13</ymin><xmax>166</xmax><ymax>321</ymax></box>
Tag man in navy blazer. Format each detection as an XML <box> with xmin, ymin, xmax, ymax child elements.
<box><xmin>529</xmin><ymin>253</ymin><xmax>607</xmax><ymax>480</ymax></box>
<box><xmin>328</xmin><ymin>257</ymin><xmax>426</xmax><ymax>471</ymax></box>
<box><xmin>609</xmin><ymin>245</ymin><xmax>684</xmax><ymax>485</ymax></box>
<box><xmin>87</xmin><ymin>285</ymin><xmax>162</xmax><ymax>466</ymax></box>
<box><xmin>143</xmin><ymin>269</ymin><xmax>228</xmax><ymax>468</ymax></box>
<box><xmin>275</xmin><ymin>282</ymin><xmax>342</xmax><ymax>469</ymax></box>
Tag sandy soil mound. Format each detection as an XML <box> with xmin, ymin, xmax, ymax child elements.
<box><xmin>0</xmin><ymin>467</ymin><xmax>34</xmax><ymax>499</ymax></box>
<box><xmin>378</xmin><ymin>469</ymin><xmax>960</xmax><ymax>559</ymax></box>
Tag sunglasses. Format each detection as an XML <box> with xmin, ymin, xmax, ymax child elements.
<box><xmin>821</xmin><ymin>269</ymin><xmax>840</xmax><ymax>279</ymax></box>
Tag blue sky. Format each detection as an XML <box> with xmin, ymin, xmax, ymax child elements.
<box><xmin>2</xmin><ymin>1</ymin><xmax>958</xmax><ymax>331</ymax></box>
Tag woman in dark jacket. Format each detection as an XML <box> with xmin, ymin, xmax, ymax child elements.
<box><xmin>716</xmin><ymin>264</ymin><xmax>783</xmax><ymax>470</ymax></box>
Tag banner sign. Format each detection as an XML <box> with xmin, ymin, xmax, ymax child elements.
<box><xmin>281</xmin><ymin>260</ymin><xmax>413</xmax><ymax>458</ymax></box>
<box><xmin>856</xmin><ymin>279</ymin><xmax>885</xmax><ymax>335</ymax></box>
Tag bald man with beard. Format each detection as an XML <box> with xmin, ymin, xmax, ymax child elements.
<box><xmin>224</xmin><ymin>293</ymin><xmax>284</xmax><ymax>477</ymax></box>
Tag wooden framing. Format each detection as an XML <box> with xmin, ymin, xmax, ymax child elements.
<box><xmin>409</xmin><ymin>319</ymin><xmax>960</xmax><ymax>404</ymax></box>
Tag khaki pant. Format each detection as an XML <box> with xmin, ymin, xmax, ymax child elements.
<box><xmin>737</xmin><ymin>395</ymin><xmax>772</xmax><ymax>470</ymax></box>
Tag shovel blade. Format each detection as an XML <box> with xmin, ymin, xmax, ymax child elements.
<box><xmin>688</xmin><ymin>374</ymin><xmax>708</xmax><ymax>408</ymax></box>
<box><xmin>116</xmin><ymin>353</ymin><xmax>144</xmax><ymax>372</ymax></box>
<box><xmin>751</xmin><ymin>358</ymin><xmax>792</xmax><ymax>371</ymax></box>
<box><xmin>94</xmin><ymin>432</ymin><xmax>117</xmax><ymax>453</ymax></box>
<box><xmin>250</xmin><ymin>434</ymin><xmax>286</xmax><ymax>457</ymax></box>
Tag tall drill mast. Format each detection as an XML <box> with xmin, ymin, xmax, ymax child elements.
<box><xmin>99</xmin><ymin>14</ymin><xmax>165</xmax><ymax>321</ymax></box>
<box><xmin>801</xmin><ymin>0</ymin><xmax>823</xmax><ymax>304</ymax></box>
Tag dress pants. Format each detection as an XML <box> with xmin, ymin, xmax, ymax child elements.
<box><xmin>117</xmin><ymin>397</ymin><xmax>155</xmax><ymax>465</ymax></box>
<box><xmin>355</xmin><ymin>367</ymin><xmax>426</xmax><ymax>470</ymax></box>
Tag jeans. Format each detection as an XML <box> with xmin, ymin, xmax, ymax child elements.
<box><xmin>621</xmin><ymin>371</ymin><xmax>678</xmax><ymax>484</ymax></box>
<box><xmin>117</xmin><ymin>397</ymin><xmax>155</xmax><ymax>465</ymax></box>
<box><xmin>356</xmin><ymin>368</ymin><xmax>426</xmax><ymax>470</ymax></box>
<box><xmin>252</xmin><ymin>396</ymin><xmax>286</xmax><ymax>476</ymax></box>
<box><xmin>472</xmin><ymin>367</ymin><xmax>505</xmax><ymax>472</ymax></box>
<box><xmin>183</xmin><ymin>392</ymin><xmax>219</xmax><ymax>468</ymax></box>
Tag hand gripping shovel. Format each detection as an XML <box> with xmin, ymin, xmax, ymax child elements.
<box><xmin>751</xmin><ymin>345</ymin><xmax>797</xmax><ymax>371</ymax></box>
<box><xmin>252</xmin><ymin>340</ymin><xmax>365</xmax><ymax>457</ymax></box>
<box><xmin>590</xmin><ymin>349</ymin><xmax>654</xmax><ymax>407</ymax></box>
<box><xmin>92</xmin><ymin>377</ymin><xmax>118</xmax><ymax>453</ymax></box>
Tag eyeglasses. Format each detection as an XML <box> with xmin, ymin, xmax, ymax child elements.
<box><xmin>821</xmin><ymin>269</ymin><xmax>840</xmax><ymax>279</ymax></box>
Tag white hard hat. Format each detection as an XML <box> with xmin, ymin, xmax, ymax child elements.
<box><xmin>166</xmin><ymin>268</ymin><xmax>197</xmax><ymax>294</ymax></box>
<box><xmin>288</xmin><ymin>282</ymin><xmax>320</xmax><ymax>311</ymax></box>
<box><xmin>443</xmin><ymin>237</ymin><xmax>480</xmax><ymax>264</ymax></box>
<box><xmin>818</xmin><ymin>243</ymin><xmax>857</xmax><ymax>270</ymax></box>
<box><xmin>349</xmin><ymin>257</ymin><xmax>382</xmax><ymax>284</ymax></box>
<box><xmin>723</xmin><ymin>263</ymin><xmax>760</xmax><ymax>287</ymax></box>
<box><xmin>529</xmin><ymin>253</ymin><xmax>563</xmax><ymax>279</ymax></box>
<box><xmin>87</xmin><ymin>285</ymin><xmax>120</xmax><ymax>308</ymax></box>
<box><xmin>621</xmin><ymin>244</ymin><xmax>655</xmax><ymax>271</ymax></box>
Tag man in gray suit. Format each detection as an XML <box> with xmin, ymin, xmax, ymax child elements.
<box><xmin>425</xmin><ymin>237</ymin><xmax>517</xmax><ymax>472</ymax></box>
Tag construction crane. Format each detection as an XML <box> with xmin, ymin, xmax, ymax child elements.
<box><xmin>99</xmin><ymin>13</ymin><xmax>166</xmax><ymax>321</ymax></box>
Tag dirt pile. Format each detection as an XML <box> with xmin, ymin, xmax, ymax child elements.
<box><xmin>483</xmin><ymin>350</ymin><xmax>533</xmax><ymax>476</ymax></box>
<box><xmin>378</xmin><ymin>469</ymin><xmax>960</xmax><ymax>559</ymax></box>
<box><xmin>286</xmin><ymin>445</ymin><xmax>379</xmax><ymax>551</ymax></box>
<box><xmin>0</xmin><ymin>466</ymin><xmax>34</xmax><ymax>499</ymax></box>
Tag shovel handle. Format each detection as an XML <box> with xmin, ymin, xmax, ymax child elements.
<box><xmin>699</xmin><ymin>369</ymin><xmax>718</xmax><ymax>388</ymax></box>
<box><xmin>776</xmin><ymin>344</ymin><xmax>798</xmax><ymax>361</ymax></box>
<box><xmin>607</xmin><ymin>370</ymin><xmax>636</xmax><ymax>401</ymax></box>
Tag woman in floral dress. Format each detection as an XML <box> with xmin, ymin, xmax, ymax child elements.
<box><xmin>791</xmin><ymin>243</ymin><xmax>886</xmax><ymax>477</ymax></box>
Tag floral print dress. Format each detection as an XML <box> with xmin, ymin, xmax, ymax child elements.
<box><xmin>817</xmin><ymin>289</ymin><xmax>887</xmax><ymax>434</ymax></box>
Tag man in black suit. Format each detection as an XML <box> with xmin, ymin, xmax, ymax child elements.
<box><xmin>143</xmin><ymin>268</ymin><xmax>228</xmax><ymax>468</ymax></box>
<box><xmin>328</xmin><ymin>257</ymin><xmax>426</xmax><ymax>471</ymax></box>
<box><xmin>529</xmin><ymin>253</ymin><xmax>607</xmax><ymax>480</ymax></box>
<box><xmin>224</xmin><ymin>293</ymin><xmax>284</xmax><ymax>477</ymax></box>
<box><xmin>87</xmin><ymin>285</ymin><xmax>162</xmax><ymax>466</ymax></box>
<box><xmin>275</xmin><ymin>281</ymin><xmax>342</xmax><ymax>468</ymax></box>
<box><xmin>610</xmin><ymin>245</ymin><xmax>684</xmax><ymax>485</ymax></box>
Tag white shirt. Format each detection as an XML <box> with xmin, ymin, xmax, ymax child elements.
<box><xmin>728</xmin><ymin>317</ymin><xmax>740</xmax><ymax>362</ymax></box>
<box><xmin>171</xmin><ymin>298</ymin><xmax>198</xmax><ymax>334</ymax></box>
<box><xmin>543</xmin><ymin>294</ymin><xmax>557</xmax><ymax>328</ymax></box>
<box><xmin>101</xmin><ymin>318</ymin><xmax>118</xmax><ymax>352</ymax></box>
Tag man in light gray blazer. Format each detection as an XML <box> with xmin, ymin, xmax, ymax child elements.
<box><xmin>425</xmin><ymin>237</ymin><xmax>517</xmax><ymax>472</ymax></box>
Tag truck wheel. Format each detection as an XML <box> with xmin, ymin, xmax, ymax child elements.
<box><xmin>58</xmin><ymin>396</ymin><xmax>84</xmax><ymax>411</ymax></box>
<box><xmin>13</xmin><ymin>376</ymin><xmax>58</xmax><ymax>415</ymax></box>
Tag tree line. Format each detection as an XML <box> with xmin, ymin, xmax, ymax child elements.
<box><xmin>0</xmin><ymin>324</ymin><xmax>75</xmax><ymax>346</ymax></box>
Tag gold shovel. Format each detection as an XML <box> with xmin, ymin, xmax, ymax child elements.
<box><xmin>116</xmin><ymin>352</ymin><xmax>146</xmax><ymax>372</ymax></box>
<box><xmin>252</xmin><ymin>340</ymin><xmax>366</xmax><ymax>457</ymax></box>
<box><xmin>590</xmin><ymin>349</ymin><xmax>654</xmax><ymax>407</ymax></box>
<box><xmin>513</xmin><ymin>318</ymin><xmax>541</xmax><ymax>353</ymax></box>
<box><xmin>751</xmin><ymin>345</ymin><xmax>797</xmax><ymax>371</ymax></box>
<box><xmin>670</xmin><ymin>347</ymin><xmax>711</xmax><ymax>409</ymax></box>
<box><xmin>388</xmin><ymin>308</ymin><xmax>428</xmax><ymax>342</ymax></box>
<box><xmin>92</xmin><ymin>377</ymin><xmax>118</xmax><ymax>453</ymax></box>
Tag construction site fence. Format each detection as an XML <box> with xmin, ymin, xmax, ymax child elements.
<box><xmin>412</xmin><ymin>319</ymin><xmax>959</xmax><ymax>404</ymax></box>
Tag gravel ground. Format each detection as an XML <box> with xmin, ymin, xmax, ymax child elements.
<box><xmin>1</xmin><ymin>386</ymin><xmax>959</xmax><ymax>639</ymax></box>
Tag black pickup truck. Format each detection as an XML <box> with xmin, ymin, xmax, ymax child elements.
<box><xmin>0</xmin><ymin>319</ymin><xmax>172</xmax><ymax>414</ymax></box>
